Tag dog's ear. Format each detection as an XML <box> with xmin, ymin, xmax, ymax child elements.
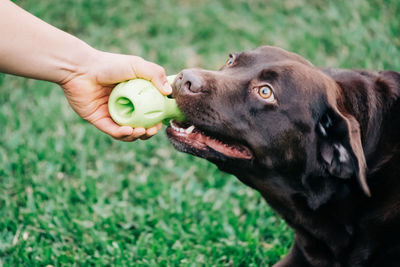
<box><xmin>377</xmin><ymin>70</ymin><xmax>400</xmax><ymax>98</ymax></box>
<box><xmin>317</xmin><ymin>69</ymin><xmax>400</xmax><ymax>197</ymax></box>
<box><xmin>315</xmin><ymin>70</ymin><xmax>371</xmax><ymax>197</ymax></box>
<box><xmin>306</xmin><ymin>69</ymin><xmax>400</xmax><ymax>209</ymax></box>
<box><xmin>302</xmin><ymin>106</ymin><xmax>366</xmax><ymax>211</ymax></box>
<box><xmin>317</xmin><ymin>107</ymin><xmax>369</xmax><ymax>196</ymax></box>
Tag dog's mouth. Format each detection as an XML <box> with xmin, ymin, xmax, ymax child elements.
<box><xmin>166</xmin><ymin>120</ymin><xmax>253</xmax><ymax>160</ymax></box>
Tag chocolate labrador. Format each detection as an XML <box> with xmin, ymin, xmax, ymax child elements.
<box><xmin>166</xmin><ymin>46</ymin><xmax>400</xmax><ymax>267</ymax></box>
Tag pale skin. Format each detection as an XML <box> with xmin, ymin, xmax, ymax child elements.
<box><xmin>0</xmin><ymin>0</ymin><xmax>172</xmax><ymax>141</ymax></box>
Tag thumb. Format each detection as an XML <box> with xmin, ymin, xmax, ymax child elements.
<box><xmin>131</xmin><ymin>57</ymin><xmax>172</xmax><ymax>95</ymax></box>
<box><xmin>151</xmin><ymin>75</ymin><xmax>173</xmax><ymax>96</ymax></box>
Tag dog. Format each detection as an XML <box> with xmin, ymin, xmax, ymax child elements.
<box><xmin>166</xmin><ymin>46</ymin><xmax>400</xmax><ymax>267</ymax></box>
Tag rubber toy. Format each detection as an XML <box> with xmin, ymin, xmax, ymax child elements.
<box><xmin>108</xmin><ymin>75</ymin><xmax>185</xmax><ymax>128</ymax></box>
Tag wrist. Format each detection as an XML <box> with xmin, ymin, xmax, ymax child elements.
<box><xmin>56</xmin><ymin>38</ymin><xmax>99</xmax><ymax>86</ymax></box>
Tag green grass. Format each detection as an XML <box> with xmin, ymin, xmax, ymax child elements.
<box><xmin>1</xmin><ymin>0</ymin><xmax>399</xmax><ymax>266</ymax></box>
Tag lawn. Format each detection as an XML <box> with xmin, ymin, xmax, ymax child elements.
<box><xmin>0</xmin><ymin>0</ymin><xmax>399</xmax><ymax>266</ymax></box>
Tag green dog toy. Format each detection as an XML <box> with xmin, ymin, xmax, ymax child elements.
<box><xmin>108</xmin><ymin>75</ymin><xmax>185</xmax><ymax>128</ymax></box>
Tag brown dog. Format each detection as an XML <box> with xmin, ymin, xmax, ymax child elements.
<box><xmin>166</xmin><ymin>46</ymin><xmax>400</xmax><ymax>267</ymax></box>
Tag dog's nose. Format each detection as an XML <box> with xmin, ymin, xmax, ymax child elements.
<box><xmin>179</xmin><ymin>69</ymin><xmax>203</xmax><ymax>93</ymax></box>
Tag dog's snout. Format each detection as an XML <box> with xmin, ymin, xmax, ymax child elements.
<box><xmin>180</xmin><ymin>69</ymin><xmax>203</xmax><ymax>94</ymax></box>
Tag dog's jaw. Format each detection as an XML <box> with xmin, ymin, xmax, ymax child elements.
<box><xmin>166</xmin><ymin>120</ymin><xmax>253</xmax><ymax>161</ymax></box>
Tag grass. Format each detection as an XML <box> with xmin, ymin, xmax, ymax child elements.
<box><xmin>1</xmin><ymin>0</ymin><xmax>399</xmax><ymax>266</ymax></box>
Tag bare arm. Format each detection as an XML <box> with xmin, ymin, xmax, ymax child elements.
<box><xmin>0</xmin><ymin>0</ymin><xmax>172</xmax><ymax>141</ymax></box>
<box><xmin>0</xmin><ymin>0</ymin><xmax>93</xmax><ymax>83</ymax></box>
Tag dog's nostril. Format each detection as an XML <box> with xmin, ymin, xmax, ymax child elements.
<box><xmin>184</xmin><ymin>81</ymin><xmax>192</xmax><ymax>92</ymax></box>
<box><xmin>180</xmin><ymin>69</ymin><xmax>204</xmax><ymax>93</ymax></box>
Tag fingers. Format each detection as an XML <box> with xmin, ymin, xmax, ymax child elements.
<box><xmin>91</xmin><ymin>117</ymin><xmax>134</xmax><ymax>139</ymax></box>
<box><xmin>95</xmin><ymin>119</ymin><xmax>146</xmax><ymax>142</ymax></box>
<box><xmin>139</xmin><ymin>122</ymin><xmax>163</xmax><ymax>140</ymax></box>
<box><xmin>91</xmin><ymin>114</ymin><xmax>163</xmax><ymax>142</ymax></box>
<box><xmin>119</xmin><ymin>122</ymin><xmax>163</xmax><ymax>141</ymax></box>
<box><xmin>131</xmin><ymin>57</ymin><xmax>172</xmax><ymax>95</ymax></box>
<box><xmin>118</xmin><ymin>123</ymin><xmax>163</xmax><ymax>141</ymax></box>
<box><xmin>119</xmin><ymin>127</ymin><xmax>146</xmax><ymax>142</ymax></box>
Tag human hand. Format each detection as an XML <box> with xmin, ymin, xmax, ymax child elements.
<box><xmin>60</xmin><ymin>49</ymin><xmax>172</xmax><ymax>141</ymax></box>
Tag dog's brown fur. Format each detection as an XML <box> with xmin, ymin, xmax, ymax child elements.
<box><xmin>167</xmin><ymin>46</ymin><xmax>400</xmax><ymax>267</ymax></box>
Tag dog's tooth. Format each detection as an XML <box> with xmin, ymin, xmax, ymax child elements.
<box><xmin>185</xmin><ymin>125</ymin><xmax>195</xmax><ymax>134</ymax></box>
<box><xmin>171</xmin><ymin>120</ymin><xmax>178</xmax><ymax>128</ymax></box>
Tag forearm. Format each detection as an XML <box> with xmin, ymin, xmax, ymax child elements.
<box><xmin>0</xmin><ymin>0</ymin><xmax>96</xmax><ymax>84</ymax></box>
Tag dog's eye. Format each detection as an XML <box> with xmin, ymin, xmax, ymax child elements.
<box><xmin>226</xmin><ymin>57</ymin><xmax>234</xmax><ymax>66</ymax></box>
<box><xmin>258</xmin><ymin>85</ymin><xmax>275</xmax><ymax>102</ymax></box>
<box><xmin>225</xmin><ymin>53</ymin><xmax>236</xmax><ymax>66</ymax></box>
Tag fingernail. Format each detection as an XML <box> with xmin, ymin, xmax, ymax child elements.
<box><xmin>163</xmin><ymin>83</ymin><xmax>173</xmax><ymax>94</ymax></box>
<box><xmin>133</xmin><ymin>127</ymin><xmax>146</xmax><ymax>137</ymax></box>
<box><xmin>146</xmin><ymin>127</ymin><xmax>158</xmax><ymax>136</ymax></box>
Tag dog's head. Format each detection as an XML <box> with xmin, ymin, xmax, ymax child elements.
<box><xmin>167</xmin><ymin>46</ymin><xmax>399</xmax><ymax>210</ymax></box>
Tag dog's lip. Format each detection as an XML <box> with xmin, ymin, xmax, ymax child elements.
<box><xmin>166</xmin><ymin>120</ymin><xmax>253</xmax><ymax>160</ymax></box>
